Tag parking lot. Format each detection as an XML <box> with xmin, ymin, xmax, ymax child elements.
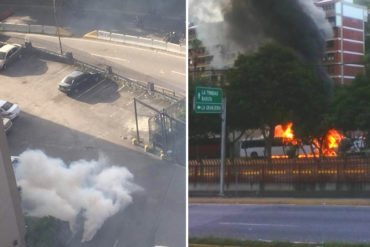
<box><xmin>0</xmin><ymin>51</ymin><xmax>185</xmax><ymax>246</ymax></box>
<box><xmin>1</xmin><ymin>52</ymin><xmax>173</xmax><ymax>155</ymax></box>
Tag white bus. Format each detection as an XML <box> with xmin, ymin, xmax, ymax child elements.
<box><xmin>239</xmin><ymin>138</ymin><xmax>315</xmax><ymax>158</ymax></box>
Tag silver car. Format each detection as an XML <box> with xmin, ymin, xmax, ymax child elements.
<box><xmin>2</xmin><ymin>117</ymin><xmax>12</xmax><ymax>133</ymax></box>
<box><xmin>0</xmin><ymin>100</ymin><xmax>21</xmax><ymax>120</ymax></box>
<box><xmin>0</xmin><ymin>44</ymin><xmax>22</xmax><ymax>70</ymax></box>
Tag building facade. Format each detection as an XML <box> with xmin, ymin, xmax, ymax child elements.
<box><xmin>0</xmin><ymin>124</ymin><xmax>25</xmax><ymax>247</ymax></box>
<box><xmin>316</xmin><ymin>0</ymin><xmax>368</xmax><ymax>84</ymax></box>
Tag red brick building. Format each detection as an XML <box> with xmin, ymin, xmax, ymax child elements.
<box><xmin>316</xmin><ymin>0</ymin><xmax>368</xmax><ymax>84</ymax></box>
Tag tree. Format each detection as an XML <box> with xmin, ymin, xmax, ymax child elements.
<box><xmin>226</xmin><ymin>42</ymin><xmax>329</xmax><ymax>158</ymax></box>
<box><xmin>332</xmin><ymin>74</ymin><xmax>370</xmax><ymax>133</ymax></box>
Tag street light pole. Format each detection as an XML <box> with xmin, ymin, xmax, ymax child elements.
<box><xmin>53</xmin><ymin>0</ymin><xmax>63</xmax><ymax>55</ymax></box>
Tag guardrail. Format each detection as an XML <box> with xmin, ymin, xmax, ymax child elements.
<box><xmin>25</xmin><ymin>43</ymin><xmax>181</xmax><ymax>101</ymax></box>
<box><xmin>0</xmin><ymin>22</ymin><xmax>71</xmax><ymax>36</ymax></box>
<box><xmin>97</xmin><ymin>30</ymin><xmax>185</xmax><ymax>55</ymax></box>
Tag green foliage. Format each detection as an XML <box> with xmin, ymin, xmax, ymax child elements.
<box><xmin>332</xmin><ymin>74</ymin><xmax>370</xmax><ymax>132</ymax></box>
<box><xmin>25</xmin><ymin>216</ymin><xmax>63</xmax><ymax>247</ymax></box>
<box><xmin>226</xmin><ymin>42</ymin><xmax>329</xmax><ymax>157</ymax></box>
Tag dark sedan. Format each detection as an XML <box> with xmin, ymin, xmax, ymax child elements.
<box><xmin>58</xmin><ymin>71</ymin><xmax>101</xmax><ymax>95</ymax></box>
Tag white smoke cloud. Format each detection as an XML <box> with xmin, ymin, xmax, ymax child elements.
<box><xmin>189</xmin><ymin>0</ymin><xmax>226</xmax><ymax>23</ymax></box>
<box><xmin>14</xmin><ymin>150</ymin><xmax>142</xmax><ymax>242</ymax></box>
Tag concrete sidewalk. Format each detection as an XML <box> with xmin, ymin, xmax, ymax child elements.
<box><xmin>189</xmin><ymin>197</ymin><xmax>370</xmax><ymax>206</ymax></box>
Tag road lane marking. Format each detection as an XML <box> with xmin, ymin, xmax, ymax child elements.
<box><xmin>171</xmin><ymin>70</ymin><xmax>186</xmax><ymax>77</ymax></box>
<box><xmin>76</xmin><ymin>78</ymin><xmax>106</xmax><ymax>99</ymax></box>
<box><xmin>90</xmin><ymin>53</ymin><xmax>129</xmax><ymax>63</ymax></box>
<box><xmin>219</xmin><ymin>222</ymin><xmax>296</xmax><ymax>227</ymax></box>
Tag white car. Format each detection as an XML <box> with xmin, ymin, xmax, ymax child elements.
<box><xmin>0</xmin><ymin>44</ymin><xmax>22</xmax><ymax>70</ymax></box>
<box><xmin>0</xmin><ymin>100</ymin><xmax>20</xmax><ymax>120</ymax></box>
<box><xmin>2</xmin><ymin>117</ymin><xmax>12</xmax><ymax>133</ymax></box>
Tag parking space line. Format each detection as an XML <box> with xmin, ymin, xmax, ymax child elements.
<box><xmin>85</xmin><ymin>82</ymin><xmax>115</xmax><ymax>99</ymax></box>
<box><xmin>75</xmin><ymin>79</ymin><xmax>106</xmax><ymax>99</ymax></box>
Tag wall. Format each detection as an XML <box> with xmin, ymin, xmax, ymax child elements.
<box><xmin>0</xmin><ymin>124</ymin><xmax>25</xmax><ymax>247</ymax></box>
<box><xmin>97</xmin><ymin>30</ymin><xmax>185</xmax><ymax>55</ymax></box>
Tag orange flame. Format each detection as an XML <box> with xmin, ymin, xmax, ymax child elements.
<box><xmin>272</xmin><ymin>123</ymin><xmax>344</xmax><ymax>158</ymax></box>
<box><xmin>275</xmin><ymin>123</ymin><xmax>296</xmax><ymax>144</ymax></box>
<box><xmin>322</xmin><ymin>129</ymin><xmax>345</xmax><ymax>157</ymax></box>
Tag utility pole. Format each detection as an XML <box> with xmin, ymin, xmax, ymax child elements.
<box><xmin>220</xmin><ymin>98</ymin><xmax>227</xmax><ymax>196</ymax></box>
<box><xmin>53</xmin><ymin>0</ymin><xmax>63</xmax><ymax>55</ymax></box>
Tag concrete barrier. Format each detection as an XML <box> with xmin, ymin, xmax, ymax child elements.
<box><xmin>110</xmin><ymin>32</ymin><xmax>125</xmax><ymax>43</ymax></box>
<box><xmin>1</xmin><ymin>23</ymin><xmax>28</xmax><ymax>32</ymax></box>
<box><xmin>96</xmin><ymin>30</ymin><xmax>185</xmax><ymax>55</ymax></box>
<box><xmin>97</xmin><ymin>30</ymin><xmax>111</xmax><ymax>41</ymax></box>
<box><xmin>152</xmin><ymin>39</ymin><xmax>167</xmax><ymax>50</ymax></box>
<box><xmin>123</xmin><ymin>34</ymin><xmax>139</xmax><ymax>45</ymax></box>
<box><xmin>167</xmin><ymin>43</ymin><xmax>182</xmax><ymax>53</ymax></box>
<box><xmin>29</xmin><ymin>25</ymin><xmax>43</xmax><ymax>34</ymax></box>
<box><xmin>43</xmin><ymin>25</ymin><xmax>57</xmax><ymax>35</ymax></box>
<box><xmin>137</xmin><ymin>37</ymin><xmax>152</xmax><ymax>48</ymax></box>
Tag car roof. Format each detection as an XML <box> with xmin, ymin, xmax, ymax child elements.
<box><xmin>0</xmin><ymin>100</ymin><xmax>6</xmax><ymax>106</ymax></box>
<box><xmin>67</xmin><ymin>71</ymin><xmax>86</xmax><ymax>78</ymax></box>
<box><xmin>0</xmin><ymin>44</ymin><xmax>19</xmax><ymax>53</ymax></box>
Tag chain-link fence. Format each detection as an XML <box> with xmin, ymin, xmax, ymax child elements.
<box><xmin>148</xmin><ymin>99</ymin><xmax>185</xmax><ymax>165</ymax></box>
<box><xmin>135</xmin><ymin>98</ymin><xmax>185</xmax><ymax>165</ymax></box>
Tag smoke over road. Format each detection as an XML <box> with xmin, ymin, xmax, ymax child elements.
<box><xmin>190</xmin><ymin>0</ymin><xmax>333</xmax><ymax>69</ymax></box>
<box><xmin>14</xmin><ymin>150</ymin><xmax>142</xmax><ymax>242</ymax></box>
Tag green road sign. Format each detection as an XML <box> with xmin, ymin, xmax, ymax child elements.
<box><xmin>194</xmin><ymin>87</ymin><xmax>223</xmax><ymax>114</ymax></box>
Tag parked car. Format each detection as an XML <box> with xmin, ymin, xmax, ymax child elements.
<box><xmin>0</xmin><ymin>44</ymin><xmax>22</xmax><ymax>70</ymax></box>
<box><xmin>0</xmin><ymin>100</ymin><xmax>21</xmax><ymax>120</ymax></box>
<box><xmin>58</xmin><ymin>71</ymin><xmax>101</xmax><ymax>95</ymax></box>
<box><xmin>2</xmin><ymin>117</ymin><xmax>12</xmax><ymax>133</ymax></box>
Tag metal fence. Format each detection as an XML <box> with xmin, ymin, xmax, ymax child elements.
<box><xmin>148</xmin><ymin>104</ymin><xmax>186</xmax><ymax>165</ymax></box>
<box><xmin>25</xmin><ymin>43</ymin><xmax>180</xmax><ymax>101</ymax></box>
<box><xmin>189</xmin><ymin>157</ymin><xmax>370</xmax><ymax>185</ymax></box>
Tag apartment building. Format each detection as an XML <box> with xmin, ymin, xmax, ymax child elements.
<box><xmin>316</xmin><ymin>0</ymin><xmax>368</xmax><ymax>84</ymax></box>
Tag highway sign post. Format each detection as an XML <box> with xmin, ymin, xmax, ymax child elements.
<box><xmin>194</xmin><ymin>86</ymin><xmax>226</xmax><ymax>196</ymax></box>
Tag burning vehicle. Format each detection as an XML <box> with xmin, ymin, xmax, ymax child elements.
<box><xmin>240</xmin><ymin>123</ymin><xmax>345</xmax><ymax>159</ymax></box>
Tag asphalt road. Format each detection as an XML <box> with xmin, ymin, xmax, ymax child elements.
<box><xmin>1</xmin><ymin>54</ymin><xmax>185</xmax><ymax>247</ymax></box>
<box><xmin>0</xmin><ymin>32</ymin><xmax>186</xmax><ymax>97</ymax></box>
<box><xmin>189</xmin><ymin>204</ymin><xmax>370</xmax><ymax>243</ymax></box>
